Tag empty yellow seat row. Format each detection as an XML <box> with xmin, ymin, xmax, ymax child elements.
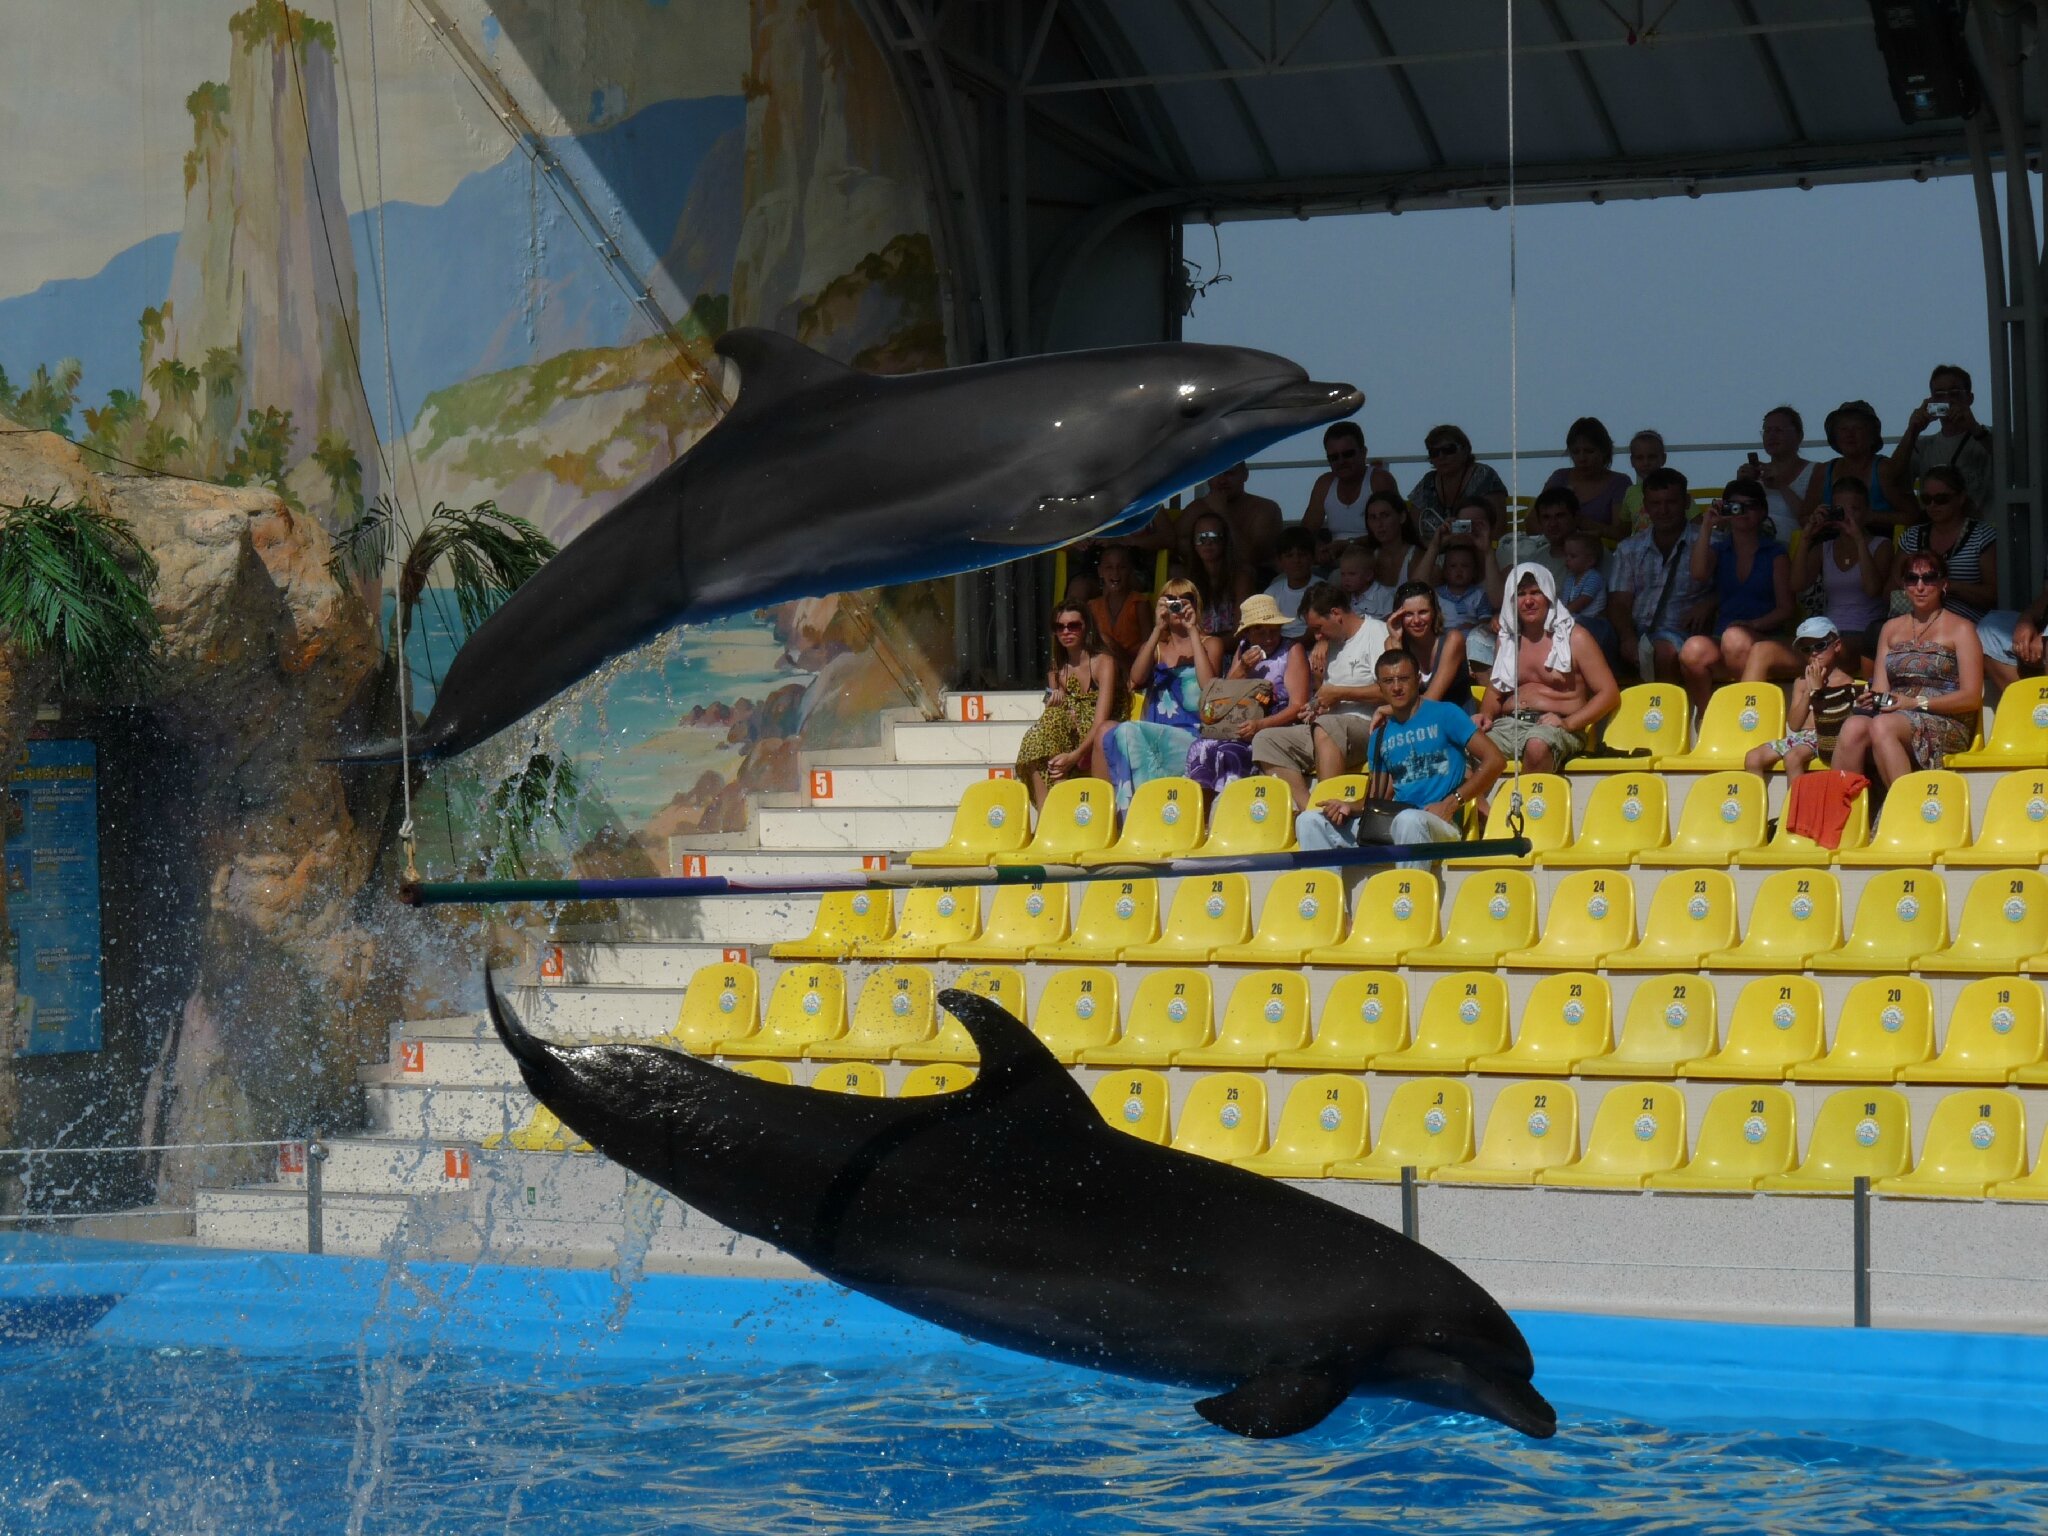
<box><xmin>904</xmin><ymin>775</ymin><xmax>1296</xmax><ymax>869</ymax></box>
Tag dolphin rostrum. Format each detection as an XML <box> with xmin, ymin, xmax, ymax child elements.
<box><xmin>349</xmin><ymin>330</ymin><xmax>1360</xmax><ymax>761</ymax></box>
<box><xmin>485</xmin><ymin>975</ymin><xmax>1556</xmax><ymax>1440</ymax></box>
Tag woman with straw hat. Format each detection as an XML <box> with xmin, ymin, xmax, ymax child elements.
<box><xmin>1183</xmin><ymin>593</ymin><xmax>1311</xmax><ymax>798</ymax></box>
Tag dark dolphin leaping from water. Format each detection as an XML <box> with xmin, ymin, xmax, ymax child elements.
<box><xmin>345</xmin><ymin>330</ymin><xmax>1360</xmax><ymax>762</ymax></box>
<box><xmin>484</xmin><ymin>975</ymin><xmax>1555</xmax><ymax>1440</ymax></box>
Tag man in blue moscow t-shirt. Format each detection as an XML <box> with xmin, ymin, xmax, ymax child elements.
<box><xmin>1295</xmin><ymin>648</ymin><xmax>1506</xmax><ymax>872</ymax></box>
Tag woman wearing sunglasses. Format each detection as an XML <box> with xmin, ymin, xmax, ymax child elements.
<box><xmin>1186</xmin><ymin>511</ymin><xmax>1258</xmax><ymax>636</ymax></box>
<box><xmin>1834</xmin><ymin>550</ymin><xmax>1983</xmax><ymax>791</ymax></box>
<box><xmin>1015</xmin><ymin>603</ymin><xmax>1120</xmax><ymax>807</ymax></box>
<box><xmin>1407</xmin><ymin>424</ymin><xmax>1508</xmax><ymax>540</ymax></box>
<box><xmin>1677</xmin><ymin>478</ymin><xmax>1795</xmax><ymax>711</ymax></box>
<box><xmin>1893</xmin><ymin>465</ymin><xmax>1998</xmax><ymax>622</ymax></box>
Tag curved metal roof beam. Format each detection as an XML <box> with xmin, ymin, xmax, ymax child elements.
<box><xmin>1732</xmin><ymin>0</ymin><xmax>1809</xmax><ymax>144</ymax></box>
<box><xmin>1173</xmin><ymin>0</ymin><xmax>1283</xmax><ymax>181</ymax></box>
<box><xmin>1351</xmin><ymin>0</ymin><xmax>1446</xmax><ymax>168</ymax></box>
<box><xmin>1061</xmin><ymin>1</ymin><xmax>1201</xmax><ymax>184</ymax></box>
<box><xmin>1537</xmin><ymin>0</ymin><xmax>1625</xmax><ymax>158</ymax></box>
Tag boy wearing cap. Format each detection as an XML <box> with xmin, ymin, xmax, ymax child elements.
<box><xmin>1745</xmin><ymin>617</ymin><xmax>1860</xmax><ymax>779</ymax></box>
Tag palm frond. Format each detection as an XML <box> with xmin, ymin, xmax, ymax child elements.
<box><xmin>479</xmin><ymin>752</ymin><xmax>584</xmax><ymax>878</ymax></box>
<box><xmin>0</xmin><ymin>497</ymin><xmax>161</xmax><ymax>697</ymax></box>
<box><xmin>407</xmin><ymin>500</ymin><xmax>557</xmax><ymax>633</ymax></box>
<box><xmin>328</xmin><ymin>494</ymin><xmax>397</xmax><ymax>591</ymax></box>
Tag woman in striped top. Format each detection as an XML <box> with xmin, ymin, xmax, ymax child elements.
<box><xmin>1894</xmin><ymin>466</ymin><xmax>1999</xmax><ymax>622</ymax></box>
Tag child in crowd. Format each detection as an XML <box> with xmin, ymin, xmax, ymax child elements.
<box><xmin>1336</xmin><ymin>541</ymin><xmax>1377</xmax><ymax>618</ymax></box>
<box><xmin>1263</xmin><ymin>527</ymin><xmax>1316</xmax><ymax>640</ymax></box>
<box><xmin>1560</xmin><ymin>530</ymin><xmax>1617</xmax><ymax>663</ymax></box>
<box><xmin>1435</xmin><ymin>543</ymin><xmax>1492</xmax><ymax>634</ymax></box>
<box><xmin>1745</xmin><ymin>617</ymin><xmax>1860</xmax><ymax>779</ymax></box>
<box><xmin>1620</xmin><ymin>429</ymin><xmax>1666</xmax><ymax>533</ymax></box>
<box><xmin>1310</xmin><ymin>523</ymin><xmax>1340</xmax><ymax>580</ymax></box>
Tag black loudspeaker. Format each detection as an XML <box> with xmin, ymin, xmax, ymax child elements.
<box><xmin>1869</xmin><ymin>0</ymin><xmax>1979</xmax><ymax>123</ymax></box>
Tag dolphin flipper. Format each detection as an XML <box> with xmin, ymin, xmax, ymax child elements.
<box><xmin>1195</xmin><ymin>1368</ymin><xmax>1353</xmax><ymax>1439</ymax></box>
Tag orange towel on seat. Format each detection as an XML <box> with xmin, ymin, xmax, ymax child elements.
<box><xmin>1784</xmin><ymin>768</ymin><xmax>1868</xmax><ymax>849</ymax></box>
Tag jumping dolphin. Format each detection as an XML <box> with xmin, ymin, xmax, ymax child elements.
<box><xmin>485</xmin><ymin>976</ymin><xmax>1555</xmax><ymax>1440</ymax></box>
<box><xmin>348</xmin><ymin>330</ymin><xmax>1360</xmax><ymax>761</ymax></box>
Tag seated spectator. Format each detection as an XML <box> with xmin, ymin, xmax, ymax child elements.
<box><xmin>1745</xmin><ymin>618</ymin><xmax>1860</xmax><ymax>780</ymax></box>
<box><xmin>1408</xmin><ymin>424</ymin><xmax>1508</xmax><ymax>538</ymax></box>
<box><xmin>1559</xmin><ymin>531</ymin><xmax>1614</xmax><ymax>659</ymax></box>
<box><xmin>1619</xmin><ymin>428</ymin><xmax>1667</xmax><ymax>532</ymax></box>
<box><xmin>1834</xmin><ymin>551</ymin><xmax>1984</xmax><ymax>790</ymax></box>
<box><xmin>1099</xmin><ymin>580</ymin><xmax>1222</xmax><ymax>811</ymax></box>
<box><xmin>1504</xmin><ymin>486</ymin><xmax>1577</xmax><ymax>593</ymax></box>
<box><xmin>1894</xmin><ymin>465</ymin><xmax>1998</xmax><ymax>622</ymax></box>
<box><xmin>1353</xmin><ymin>493</ymin><xmax>1427</xmax><ymax>619</ymax></box>
<box><xmin>1609</xmin><ymin>467</ymin><xmax>1713</xmax><ymax>686</ymax></box>
<box><xmin>1790</xmin><ymin>476</ymin><xmax>1891</xmax><ymax>665</ymax></box>
<box><xmin>1184</xmin><ymin>595</ymin><xmax>1311</xmax><ymax>798</ymax></box>
<box><xmin>1679</xmin><ymin>479</ymin><xmax>1795</xmax><ymax>710</ymax></box>
<box><xmin>1185</xmin><ymin>461</ymin><xmax>1284</xmax><ymax>578</ymax></box>
<box><xmin>1186</xmin><ymin>511</ymin><xmax>1257</xmax><ymax>637</ymax></box>
<box><xmin>1385</xmin><ymin>580</ymin><xmax>1471</xmax><ymax>708</ymax></box>
<box><xmin>1335</xmin><ymin>541</ymin><xmax>1376</xmax><ymax>617</ymax></box>
<box><xmin>1311</xmin><ymin>522</ymin><xmax>1340</xmax><ymax>580</ymax></box>
<box><xmin>1302</xmin><ymin>421</ymin><xmax>1399</xmax><ymax>543</ymax></box>
<box><xmin>1086</xmin><ymin>544</ymin><xmax>1150</xmax><ymax>670</ymax></box>
<box><xmin>1016</xmin><ymin>603</ymin><xmax>1120</xmax><ymax>808</ymax></box>
<box><xmin>1741</xmin><ymin>405</ymin><xmax>1818</xmax><ymax>529</ymax></box>
<box><xmin>1263</xmin><ymin>526</ymin><xmax>1318</xmax><ymax>640</ymax></box>
<box><xmin>1888</xmin><ymin>364</ymin><xmax>1993</xmax><ymax>518</ymax></box>
<box><xmin>1805</xmin><ymin>399</ymin><xmax>1903</xmax><ymax>529</ymax></box>
<box><xmin>1249</xmin><ymin>582</ymin><xmax>1391</xmax><ymax>809</ymax></box>
<box><xmin>1434</xmin><ymin>540</ymin><xmax>1495</xmax><ymax>639</ymax></box>
<box><xmin>1478</xmin><ymin>563</ymin><xmax>1621</xmax><ymax>771</ymax></box>
<box><xmin>1978</xmin><ymin>575</ymin><xmax>2048</xmax><ymax>698</ymax></box>
<box><xmin>1544</xmin><ymin>416</ymin><xmax>1634</xmax><ymax>539</ymax></box>
<box><xmin>1295</xmin><ymin>649</ymin><xmax>1505</xmax><ymax>875</ymax></box>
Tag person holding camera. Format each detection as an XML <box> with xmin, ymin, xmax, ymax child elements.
<box><xmin>1790</xmin><ymin>475</ymin><xmax>1891</xmax><ymax>666</ymax></box>
<box><xmin>1737</xmin><ymin>405</ymin><xmax>1818</xmax><ymax>530</ymax></box>
<box><xmin>1745</xmin><ymin>618</ymin><xmax>1860</xmax><ymax>779</ymax></box>
<box><xmin>1184</xmin><ymin>594</ymin><xmax>1311</xmax><ymax>797</ymax></box>
<box><xmin>1833</xmin><ymin>551</ymin><xmax>1983</xmax><ymax>792</ymax></box>
<box><xmin>1678</xmin><ymin>478</ymin><xmax>1796</xmax><ymax>710</ymax></box>
<box><xmin>1804</xmin><ymin>400</ymin><xmax>1903</xmax><ymax>530</ymax></box>
<box><xmin>1888</xmin><ymin>365</ymin><xmax>1993</xmax><ymax>517</ymax></box>
<box><xmin>1098</xmin><ymin>579</ymin><xmax>1222</xmax><ymax>811</ymax></box>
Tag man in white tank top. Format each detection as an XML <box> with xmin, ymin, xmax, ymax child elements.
<box><xmin>1302</xmin><ymin>422</ymin><xmax>1394</xmax><ymax>544</ymax></box>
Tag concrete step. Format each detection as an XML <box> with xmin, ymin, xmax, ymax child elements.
<box><xmin>941</xmin><ymin>690</ymin><xmax>1045</xmax><ymax>722</ymax></box>
<box><xmin>367</xmin><ymin>1083</ymin><xmax>538</xmax><ymax>1142</ymax></box>
<box><xmin>756</xmin><ymin>806</ymin><xmax>956</xmax><ymax>850</ymax></box>
<box><xmin>802</xmin><ymin>762</ymin><xmax>1013</xmax><ymax>809</ymax></box>
<box><xmin>538</xmin><ymin>941</ymin><xmax>762</xmax><ymax>988</ymax></box>
<box><xmin>194</xmin><ymin>1187</ymin><xmax>477</xmax><ymax>1256</ymax></box>
<box><xmin>663</xmin><ymin>846</ymin><xmax>887</xmax><ymax>878</ymax></box>
<box><xmin>890</xmin><ymin>719</ymin><xmax>1030</xmax><ymax>764</ymax></box>
<box><xmin>270</xmin><ymin>1138</ymin><xmax>479</xmax><ymax>1195</ymax></box>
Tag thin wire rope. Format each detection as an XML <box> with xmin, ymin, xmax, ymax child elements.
<box><xmin>0</xmin><ymin>1139</ymin><xmax>298</xmax><ymax>1157</ymax></box>
<box><xmin>1503</xmin><ymin>0</ymin><xmax>1527</xmax><ymax>831</ymax></box>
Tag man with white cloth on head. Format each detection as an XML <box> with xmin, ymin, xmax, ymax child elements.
<box><xmin>1477</xmin><ymin>562</ymin><xmax>1620</xmax><ymax>772</ymax></box>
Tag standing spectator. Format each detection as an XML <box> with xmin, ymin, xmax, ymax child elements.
<box><xmin>1805</xmin><ymin>400</ymin><xmax>1903</xmax><ymax>529</ymax></box>
<box><xmin>1100</xmin><ymin>580</ymin><xmax>1222</xmax><ymax>810</ymax></box>
<box><xmin>1478</xmin><ymin>564</ymin><xmax>1620</xmax><ymax>771</ymax></box>
<box><xmin>1895</xmin><ymin>465</ymin><xmax>1998</xmax><ymax>622</ymax></box>
<box><xmin>1386</xmin><ymin>580</ymin><xmax>1471</xmax><ymax>706</ymax></box>
<box><xmin>1746</xmin><ymin>618</ymin><xmax>1860</xmax><ymax>780</ymax></box>
<box><xmin>1619</xmin><ymin>428</ymin><xmax>1667</xmax><ymax>533</ymax></box>
<box><xmin>1015</xmin><ymin>603</ymin><xmax>1119</xmax><ymax>807</ymax></box>
<box><xmin>1294</xmin><ymin>650</ymin><xmax>1504</xmax><ymax>875</ymax></box>
<box><xmin>1185</xmin><ymin>461</ymin><xmax>1285</xmax><ymax>578</ymax></box>
<box><xmin>1559</xmin><ymin>532</ymin><xmax>1616</xmax><ymax>662</ymax></box>
<box><xmin>1790</xmin><ymin>476</ymin><xmax>1891</xmax><ymax>664</ymax></box>
<box><xmin>1834</xmin><ymin>551</ymin><xmax>1984</xmax><ymax>789</ymax></box>
<box><xmin>1263</xmin><ymin>527</ymin><xmax>1318</xmax><ymax>640</ymax></box>
<box><xmin>1544</xmin><ymin>416</ymin><xmax>1633</xmax><ymax>539</ymax></box>
<box><xmin>1408</xmin><ymin>425</ymin><xmax>1508</xmax><ymax>539</ymax></box>
<box><xmin>1978</xmin><ymin>575</ymin><xmax>2048</xmax><ymax>698</ymax></box>
<box><xmin>1184</xmin><ymin>595</ymin><xmax>1311</xmax><ymax>798</ymax></box>
<box><xmin>1739</xmin><ymin>405</ymin><xmax>1819</xmax><ymax>529</ymax></box>
<box><xmin>1249</xmin><ymin>583</ymin><xmax>1391</xmax><ymax>809</ymax></box>
<box><xmin>1302</xmin><ymin>422</ymin><xmax>1398</xmax><ymax>543</ymax></box>
<box><xmin>1086</xmin><ymin>544</ymin><xmax>1150</xmax><ymax>670</ymax></box>
<box><xmin>1186</xmin><ymin>511</ymin><xmax>1257</xmax><ymax>637</ymax></box>
<box><xmin>1609</xmin><ymin>467</ymin><xmax>1712</xmax><ymax>685</ymax></box>
<box><xmin>1354</xmin><ymin>493</ymin><xmax>1428</xmax><ymax>619</ymax></box>
<box><xmin>1888</xmin><ymin>364</ymin><xmax>1994</xmax><ymax>517</ymax></box>
<box><xmin>1679</xmin><ymin>479</ymin><xmax>1795</xmax><ymax>709</ymax></box>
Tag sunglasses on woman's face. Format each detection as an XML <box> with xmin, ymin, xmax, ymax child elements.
<box><xmin>1924</xmin><ymin>492</ymin><xmax>1959</xmax><ymax>506</ymax></box>
<box><xmin>1194</xmin><ymin>531</ymin><xmax>1224</xmax><ymax>543</ymax></box>
<box><xmin>1902</xmin><ymin>571</ymin><xmax>1942</xmax><ymax>586</ymax></box>
<box><xmin>1427</xmin><ymin>443</ymin><xmax>1458</xmax><ymax>459</ymax></box>
<box><xmin>1054</xmin><ymin>620</ymin><xmax>1086</xmax><ymax>631</ymax></box>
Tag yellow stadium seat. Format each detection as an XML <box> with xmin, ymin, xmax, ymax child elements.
<box><xmin>1212</xmin><ymin>871</ymin><xmax>1346</xmax><ymax>963</ymax></box>
<box><xmin>990</xmin><ymin>778</ymin><xmax>1115</xmax><ymax>866</ymax></box>
<box><xmin>1646</xmin><ymin>1086</ymin><xmax>1798</xmax><ymax>1191</ymax></box>
<box><xmin>1078</xmin><ymin>969</ymin><xmax>1212</xmax><ymax>1066</ymax></box>
<box><xmin>1547</xmin><ymin>773</ymin><xmax>1670</xmax><ymax>866</ymax></box>
<box><xmin>1329</xmin><ymin>1078</ymin><xmax>1474</xmax><ymax>1180</ymax></box>
<box><xmin>1539</xmin><ymin>1083</ymin><xmax>1687</xmax><ymax>1187</ymax></box>
<box><xmin>1502</xmin><ymin>871</ymin><xmax>1636</xmax><ymax>969</ymax></box>
<box><xmin>1171</xmin><ymin>1073</ymin><xmax>1270</xmax><ymax>1162</ymax></box>
<box><xmin>1706</xmin><ymin>871</ymin><xmax>1842</xmax><ymax>970</ymax></box>
<box><xmin>1682</xmin><ymin>975</ymin><xmax>1823</xmax><ymax>1079</ymax></box>
<box><xmin>898</xmin><ymin>966</ymin><xmax>1015</xmax><ymax>1062</ymax></box>
<box><xmin>1272</xmin><ymin>974</ymin><xmax>1408</xmax><ymax>1070</ymax></box>
<box><xmin>1403</xmin><ymin>871</ymin><xmax>1537</xmax><ymax>967</ymax></box>
<box><xmin>1372</xmin><ymin>971</ymin><xmax>1509</xmax><ymax>1071</ymax></box>
<box><xmin>1947</xmin><ymin>771</ymin><xmax>2048</xmax><ymax>867</ymax></box>
<box><xmin>1575</xmin><ymin>683</ymin><xmax>1692</xmax><ymax>770</ymax></box>
<box><xmin>1193</xmin><ymin>775</ymin><xmax>1295</xmax><ymax>856</ymax></box>
<box><xmin>942</xmin><ymin>883</ymin><xmax>1067</xmax><ymax>962</ymax></box>
<box><xmin>489</xmin><ymin>1104</ymin><xmax>592</xmax><ymax>1154</ymax></box>
<box><xmin>1435</xmin><ymin>1083</ymin><xmax>1580</xmax><ymax>1185</ymax></box>
<box><xmin>811</xmin><ymin>966</ymin><xmax>936</xmax><ymax>1061</ymax></box>
<box><xmin>1808</xmin><ymin>870</ymin><xmax>1948</xmax><ymax>973</ymax></box>
<box><xmin>1903</xmin><ymin>977</ymin><xmax>2047</xmax><ymax>1082</ymax></box>
<box><xmin>811</xmin><ymin>1062</ymin><xmax>886</xmax><ymax>1095</ymax></box>
<box><xmin>768</xmin><ymin>890</ymin><xmax>893</xmax><ymax>960</ymax></box>
<box><xmin>1121</xmin><ymin>873</ymin><xmax>1251</xmax><ymax>962</ymax></box>
<box><xmin>1602</xmin><ymin>871</ymin><xmax>1738</xmax><ymax>971</ymax></box>
<box><xmin>850</xmin><ymin>887</ymin><xmax>979</xmax><ymax>959</ymax></box>
<box><xmin>1741</xmin><ymin>787</ymin><xmax>1872</xmax><ymax>866</ymax></box>
<box><xmin>1638</xmin><ymin>772</ymin><xmax>1768</xmax><ymax>866</ymax></box>
<box><xmin>668</xmin><ymin>963</ymin><xmax>758</xmax><ymax>1052</ymax></box>
<box><xmin>1091</xmin><ymin>1068</ymin><xmax>1170</xmax><ymax>1143</ymax></box>
<box><xmin>1839</xmin><ymin>770</ymin><xmax>1972</xmax><ymax>866</ymax></box>
<box><xmin>1308</xmin><ymin>773</ymin><xmax>1374</xmax><ymax>807</ymax></box>
<box><xmin>905</xmin><ymin>777</ymin><xmax>1032</xmax><ymax>866</ymax></box>
<box><xmin>1237</xmin><ymin>1076</ymin><xmax>1370</xmax><ymax>1177</ymax></box>
<box><xmin>1948</xmin><ymin>678</ymin><xmax>2048</xmax><ymax>768</ymax></box>
<box><xmin>727</xmin><ymin>1060</ymin><xmax>794</xmax><ymax>1085</ymax></box>
<box><xmin>1473</xmin><ymin>973</ymin><xmax>1611</xmax><ymax>1074</ymax></box>
<box><xmin>1303</xmin><ymin>869</ymin><xmax>1439</xmax><ymax>965</ymax></box>
<box><xmin>1029</xmin><ymin>877</ymin><xmax>1159</xmax><ymax>961</ymax></box>
<box><xmin>1029</xmin><ymin>968</ymin><xmax>1119</xmax><ymax>1063</ymax></box>
<box><xmin>1077</xmin><ymin>777</ymin><xmax>1203</xmax><ymax>864</ymax></box>
<box><xmin>1876</xmin><ymin>1090</ymin><xmax>2025</xmax><ymax>1197</ymax></box>
<box><xmin>1757</xmin><ymin>1088</ymin><xmax>1912</xmax><ymax>1193</ymax></box>
<box><xmin>1991</xmin><ymin>1125</ymin><xmax>2048</xmax><ymax>1197</ymax></box>
<box><xmin>1657</xmin><ymin>683</ymin><xmax>1784</xmax><ymax>769</ymax></box>
<box><xmin>1176</xmin><ymin>970</ymin><xmax>1310</xmax><ymax>1067</ymax></box>
<box><xmin>1459</xmin><ymin>773</ymin><xmax>1573</xmax><ymax>867</ymax></box>
<box><xmin>899</xmin><ymin>1063</ymin><xmax>976</xmax><ymax>1096</ymax></box>
<box><xmin>1792</xmin><ymin>977</ymin><xmax>1934</xmax><ymax>1081</ymax></box>
<box><xmin>1580</xmin><ymin>975</ymin><xmax>1717</xmax><ymax>1078</ymax></box>
<box><xmin>1922</xmin><ymin>871</ymin><xmax>2048</xmax><ymax>975</ymax></box>
<box><xmin>720</xmin><ymin>966</ymin><xmax>847</xmax><ymax>1057</ymax></box>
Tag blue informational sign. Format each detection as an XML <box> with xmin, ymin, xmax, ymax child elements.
<box><xmin>3</xmin><ymin>740</ymin><xmax>104</xmax><ymax>1055</ymax></box>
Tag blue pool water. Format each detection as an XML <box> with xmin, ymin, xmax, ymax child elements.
<box><xmin>2</xmin><ymin>1239</ymin><xmax>2045</xmax><ymax>1534</ymax></box>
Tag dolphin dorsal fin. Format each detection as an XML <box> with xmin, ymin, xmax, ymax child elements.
<box><xmin>934</xmin><ymin>987</ymin><xmax>1092</xmax><ymax>1110</ymax></box>
<box><xmin>714</xmin><ymin>328</ymin><xmax>856</xmax><ymax>412</ymax></box>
